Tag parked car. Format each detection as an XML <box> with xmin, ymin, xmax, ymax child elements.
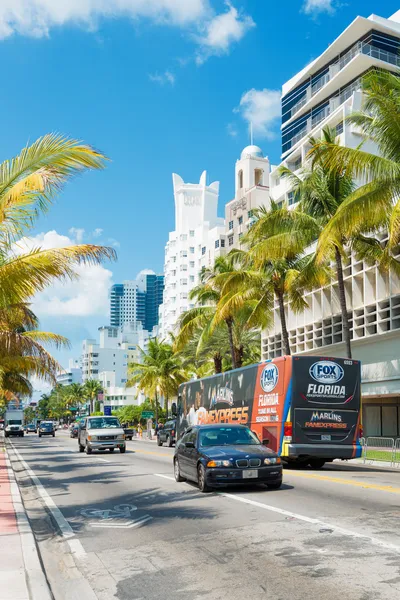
<box><xmin>78</xmin><ymin>416</ymin><xmax>126</xmax><ymax>454</ymax></box>
<box><xmin>70</xmin><ymin>424</ymin><xmax>79</xmax><ymax>438</ymax></box>
<box><xmin>121</xmin><ymin>423</ymin><xmax>134</xmax><ymax>441</ymax></box>
<box><xmin>157</xmin><ymin>419</ymin><xmax>176</xmax><ymax>447</ymax></box>
<box><xmin>38</xmin><ymin>421</ymin><xmax>55</xmax><ymax>438</ymax></box>
<box><xmin>25</xmin><ymin>423</ymin><xmax>37</xmax><ymax>434</ymax></box>
<box><xmin>173</xmin><ymin>424</ymin><xmax>283</xmax><ymax>493</ymax></box>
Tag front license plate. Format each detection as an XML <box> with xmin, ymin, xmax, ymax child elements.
<box><xmin>321</xmin><ymin>434</ymin><xmax>331</xmax><ymax>441</ymax></box>
<box><xmin>242</xmin><ymin>469</ymin><xmax>258</xmax><ymax>479</ymax></box>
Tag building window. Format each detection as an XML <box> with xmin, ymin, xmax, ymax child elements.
<box><xmin>228</xmin><ymin>236</ymin><xmax>234</xmax><ymax>246</ymax></box>
<box><xmin>229</xmin><ymin>220</ymin><xmax>233</xmax><ymax>230</ymax></box>
<box><xmin>190</xmin><ymin>261</ymin><xmax>195</xmax><ymax>267</ymax></box>
<box><xmin>180</xmin><ymin>234</ymin><xmax>187</xmax><ymax>241</ymax></box>
<box><xmin>238</xmin><ymin>216</ymin><xmax>243</xmax><ymax>225</ymax></box>
<box><xmin>190</xmin><ymin>275</ymin><xmax>195</xmax><ymax>282</ymax></box>
<box><xmin>239</xmin><ymin>233</ymin><xmax>243</xmax><ymax>240</ymax></box>
<box><xmin>221</xmin><ymin>239</ymin><xmax>225</xmax><ymax>248</ymax></box>
<box><xmin>238</xmin><ymin>170</ymin><xmax>243</xmax><ymax>189</ymax></box>
<box><xmin>189</xmin><ymin>230</ymin><xmax>195</xmax><ymax>237</ymax></box>
<box><xmin>277</xmin><ymin>200</ymin><xmax>284</xmax><ymax>209</ymax></box>
<box><xmin>254</xmin><ymin>168</ymin><xmax>263</xmax><ymax>185</ymax></box>
<box><xmin>190</xmin><ymin>246</ymin><xmax>195</xmax><ymax>254</ymax></box>
<box><xmin>288</xmin><ymin>191</ymin><xmax>296</xmax><ymax>206</ymax></box>
<box><xmin>202</xmin><ymin>246</ymin><xmax>206</xmax><ymax>255</ymax></box>
<box><xmin>293</xmin><ymin>157</ymin><xmax>302</xmax><ymax>170</ymax></box>
<box><xmin>248</xmin><ymin>210</ymin><xmax>253</xmax><ymax>218</ymax></box>
<box><xmin>335</xmin><ymin>120</ymin><xmax>344</xmax><ymax>135</ymax></box>
<box><xmin>215</xmin><ymin>240</ymin><xmax>220</xmax><ymax>249</ymax></box>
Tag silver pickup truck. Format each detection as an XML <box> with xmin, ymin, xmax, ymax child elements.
<box><xmin>78</xmin><ymin>416</ymin><xmax>126</xmax><ymax>454</ymax></box>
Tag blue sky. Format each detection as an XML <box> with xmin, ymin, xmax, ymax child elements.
<box><xmin>1</xmin><ymin>0</ymin><xmax>398</xmax><ymax>390</ymax></box>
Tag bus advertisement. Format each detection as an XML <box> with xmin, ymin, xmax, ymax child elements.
<box><xmin>176</xmin><ymin>355</ymin><xmax>363</xmax><ymax>469</ymax></box>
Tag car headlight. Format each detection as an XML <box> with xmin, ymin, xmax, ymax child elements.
<box><xmin>264</xmin><ymin>457</ymin><xmax>281</xmax><ymax>465</ymax></box>
<box><xmin>117</xmin><ymin>434</ymin><xmax>125</xmax><ymax>440</ymax></box>
<box><xmin>207</xmin><ymin>460</ymin><xmax>233</xmax><ymax>468</ymax></box>
<box><xmin>87</xmin><ymin>435</ymin><xmax>97</xmax><ymax>441</ymax></box>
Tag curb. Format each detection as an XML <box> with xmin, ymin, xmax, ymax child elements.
<box><xmin>5</xmin><ymin>444</ymin><xmax>53</xmax><ymax>600</ymax></box>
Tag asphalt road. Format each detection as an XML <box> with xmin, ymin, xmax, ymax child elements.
<box><xmin>7</xmin><ymin>431</ymin><xmax>400</xmax><ymax>600</ymax></box>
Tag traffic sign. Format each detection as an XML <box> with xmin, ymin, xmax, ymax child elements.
<box><xmin>104</xmin><ymin>406</ymin><xmax>112</xmax><ymax>416</ymax></box>
<box><xmin>141</xmin><ymin>411</ymin><xmax>154</xmax><ymax>419</ymax></box>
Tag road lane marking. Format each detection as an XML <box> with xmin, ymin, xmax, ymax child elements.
<box><xmin>153</xmin><ymin>473</ymin><xmax>400</xmax><ymax>554</ymax></box>
<box><xmin>133</xmin><ymin>449</ymin><xmax>171</xmax><ymax>458</ymax></box>
<box><xmin>9</xmin><ymin>441</ymin><xmax>87</xmax><ymax>558</ymax></box>
<box><xmin>90</xmin><ymin>516</ymin><xmax>152</xmax><ymax>529</ymax></box>
<box><xmin>97</xmin><ymin>458</ymin><xmax>111</xmax><ymax>463</ymax></box>
<box><xmin>286</xmin><ymin>471</ymin><xmax>400</xmax><ymax>494</ymax></box>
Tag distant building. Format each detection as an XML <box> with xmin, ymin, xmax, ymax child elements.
<box><xmin>158</xmin><ymin>171</ymin><xmax>224</xmax><ymax>338</ymax></box>
<box><xmin>56</xmin><ymin>359</ymin><xmax>82</xmax><ymax>387</ymax></box>
<box><xmin>110</xmin><ymin>271</ymin><xmax>164</xmax><ymax>332</ymax></box>
<box><xmin>81</xmin><ymin>323</ymin><xmax>150</xmax><ymax>407</ymax></box>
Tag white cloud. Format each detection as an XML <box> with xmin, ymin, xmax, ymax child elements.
<box><xmin>16</xmin><ymin>230</ymin><xmax>113</xmax><ymax>318</ymax></box>
<box><xmin>0</xmin><ymin>0</ymin><xmax>210</xmax><ymax>39</ymax></box>
<box><xmin>302</xmin><ymin>0</ymin><xmax>336</xmax><ymax>15</ymax></box>
<box><xmin>108</xmin><ymin>238</ymin><xmax>121</xmax><ymax>248</ymax></box>
<box><xmin>149</xmin><ymin>70</ymin><xmax>175</xmax><ymax>85</ymax></box>
<box><xmin>237</xmin><ymin>88</ymin><xmax>281</xmax><ymax>139</ymax></box>
<box><xmin>92</xmin><ymin>228</ymin><xmax>103</xmax><ymax>238</ymax></box>
<box><xmin>227</xmin><ymin>123</ymin><xmax>238</xmax><ymax>138</ymax></box>
<box><xmin>68</xmin><ymin>227</ymin><xmax>85</xmax><ymax>243</ymax></box>
<box><xmin>196</xmin><ymin>2</ymin><xmax>255</xmax><ymax>64</ymax></box>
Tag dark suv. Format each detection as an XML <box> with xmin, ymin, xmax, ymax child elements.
<box><xmin>157</xmin><ymin>419</ymin><xmax>176</xmax><ymax>447</ymax></box>
<box><xmin>38</xmin><ymin>421</ymin><xmax>55</xmax><ymax>438</ymax></box>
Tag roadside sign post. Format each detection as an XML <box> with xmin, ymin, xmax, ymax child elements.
<box><xmin>104</xmin><ymin>406</ymin><xmax>112</xmax><ymax>416</ymax></box>
<box><xmin>141</xmin><ymin>411</ymin><xmax>154</xmax><ymax>420</ymax></box>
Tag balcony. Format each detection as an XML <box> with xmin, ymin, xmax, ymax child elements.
<box><xmin>290</xmin><ymin>41</ymin><xmax>400</xmax><ymax>120</ymax></box>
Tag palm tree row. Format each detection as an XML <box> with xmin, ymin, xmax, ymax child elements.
<box><xmin>0</xmin><ymin>133</ymin><xmax>115</xmax><ymax>406</ymax></box>
<box><xmin>175</xmin><ymin>69</ymin><xmax>400</xmax><ymax>362</ymax></box>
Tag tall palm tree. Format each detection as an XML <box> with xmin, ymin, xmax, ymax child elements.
<box><xmin>310</xmin><ymin>70</ymin><xmax>400</xmax><ymax>275</ymax></box>
<box><xmin>221</xmin><ymin>207</ymin><xmax>326</xmax><ymax>356</ymax></box>
<box><xmin>65</xmin><ymin>383</ymin><xmax>85</xmax><ymax>413</ymax></box>
<box><xmin>128</xmin><ymin>338</ymin><xmax>185</xmax><ymax>421</ymax></box>
<box><xmin>279</xmin><ymin>126</ymin><xmax>362</xmax><ymax>358</ymax></box>
<box><xmin>83</xmin><ymin>379</ymin><xmax>103</xmax><ymax>415</ymax></box>
<box><xmin>0</xmin><ymin>134</ymin><xmax>116</xmax><ymax>397</ymax></box>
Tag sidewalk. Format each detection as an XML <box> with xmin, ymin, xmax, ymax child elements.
<box><xmin>0</xmin><ymin>435</ymin><xmax>52</xmax><ymax>600</ymax></box>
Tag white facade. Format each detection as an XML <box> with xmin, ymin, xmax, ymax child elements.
<box><xmin>262</xmin><ymin>10</ymin><xmax>400</xmax><ymax>437</ymax></box>
<box><xmin>225</xmin><ymin>145</ymin><xmax>271</xmax><ymax>249</ymax></box>
<box><xmin>158</xmin><ymin>171</ymin><xmax>224</xmax><ymax>338</ymax></box>
<box><xmin>82</xmin><ymin>323</ymin><xmax>150</xmax><ymax>406</ymax></box>
<box><xmin>56</xmin><ymin>359</ymin><xmax>82</xmax><ymax>387</ymax></box>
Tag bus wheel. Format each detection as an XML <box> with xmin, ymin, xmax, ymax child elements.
<box><xmin>309</xmin><ymin>459</ymin><xmax>325</xmax><ymax>469</ymax></box>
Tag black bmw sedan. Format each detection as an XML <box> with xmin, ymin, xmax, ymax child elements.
<box><xmin>173</xmin><ymin>424</ymin><xmax>283</xmax><ymax>492</ymax></box>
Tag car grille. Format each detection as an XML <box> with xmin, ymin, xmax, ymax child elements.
<box><xmin>235</xmin><ymin>458</ymin><xmax>262</xmax><ymax>468</ymax></box>
<box><xmin>99</xmin><ymin>435</ymin><xmax>116</xmax><ymax>441</ymax></box>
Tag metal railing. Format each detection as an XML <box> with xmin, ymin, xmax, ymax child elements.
<box><xmin>394</xmin><ymin>438</ymin><xmax>400</xmax><ymax>468</ymax></box>
<box><xmin>363</xmin><ymin>437</ymin><xmax>395</xmax><ymax>464</ymax></box>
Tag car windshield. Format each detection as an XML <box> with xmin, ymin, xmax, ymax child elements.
<box><xmin>41</xmin><ymin>423</ymin><xmax>53</xmax><ymax>429</ymax></box>
<box><xmin>199</xmin><ymin>427</ymin><xmax>260</xmax><ymax>447</ymax></box>
<box><xmin>88</xmin><ymin>418</ymin><xmax>120</xmax><ymax>429</ymax></box>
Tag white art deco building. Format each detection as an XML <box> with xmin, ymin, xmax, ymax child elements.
<box><xmin>263</xmin><ymin>10</ymin><xmax>400</xmax><ymax>438</ymax></box>
<box><xmin>158</xmin><ymin>171</ymin><xmax>225</xmax><ymax>338</ymax></box>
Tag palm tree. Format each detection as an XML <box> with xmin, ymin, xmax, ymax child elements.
<box><xmin>65</xmin><ymin>383</ymin><xmax>85</xmax><ymax>414</ymax></box>
<box><xmin>176</xmin><ymin>257</ymin><xmax>255</xmax><ymax>370</ymax></box>
<box><xmin>221</xmin><ymin>207</ymin><xmax>326</xmax><ymax>356</ymax></box>
<box><xmin>128</xmin><ymin>338</ymin><xmax>185</xmax><ymax>421</ymax></box>
<box><xmin>279</xmin><ymin>126</ymin><xmax>362</xmax><ymax>358</ymax></box>
<box><xmin>0</xmin><ymin>134</ymin><xmax>116</xmax><ymax>397</ymax></box>
<box><xmin>83</xmin><ymin>379</ymin><xmax>103</xmax><ymax>415</ymax></box>
<box><xmin>309</xmin><ymin>70</ymin><xmax>400</xmax><ymax>275</ymax></box>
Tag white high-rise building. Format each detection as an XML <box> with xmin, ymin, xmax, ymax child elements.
<box><xmin>263</xmin><ymin>10</ymin><xmax>400</xmax><ymax>438</ymax></box>
<box><xmin>158</xmin><ymin>171</ymin><xmax>224</xmax><ymax>338</ymax></box>
<box><xmin>56</xmin><ymin>359</ymin><xmax>82</xmax><ymax>387</ymax></box>
<box><xmin>225</xmin><ymin>145</ymin><xmax>271</xmax><ymax>248</ymax></box>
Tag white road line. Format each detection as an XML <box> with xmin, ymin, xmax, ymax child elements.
<box><xmin>153</xmin><ymin>473</ymin><xmax>400</xmax><ymax>555</ymax></box>
<box><xmin>97</xmin><ymin>458</ymin><xmax>111</xmax><ymax>463</ymax></box>
<box><xmin>9</xmin><ymin>442</ymin><xmax>87</xmax><ymax>558</ymax></box>
<box><xmin>90</xmin><ymin>516</ymin><xmax>152</xmax><ymax>529</ymax></box>
<box><xmin>154</xmin><ymin>473</ymin><xmax>175</xmax><ymax>481</ymax></box>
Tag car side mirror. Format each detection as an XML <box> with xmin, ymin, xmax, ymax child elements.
<box><xmin>262</xmin><ymin>438</ymin><xmax>270</xmax><ymax>446</ymax></box>
<box><xmin>185</xmin><ymin>441</ymin><xmax>195</xmax><ymax>449</ymax></box>
<box><xmin>80</xmin><ymin>425</ymin><xmax>86</xmax><ymax>430</ymax></box>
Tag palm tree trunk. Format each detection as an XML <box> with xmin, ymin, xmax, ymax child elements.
<box><xmin>276</xmin><ymin>289</ymin><xmax>291</xmax><ymax>356</ymax></box>
<box><xmin>335</xmin><ymin>246</ymin><xmax>352</xmax><ymax>359</ymax></box>
<box><xmin>165</xmin><ymin>395</ymin><xmax>169</xmax><ymax>420</ymax></box>
<box><xmin>155</xmin><ymin>389</ymin><xmax>159</xmax><ymax>425</ymax></box>
<box><xmin>225</xmin><ymin>317</ymin><xmax>238</xmax><ymax>369</ymax></box>
<box><xmin>213</xmin><ymin>353</ymin><xmax>222</xmax><ymax>374</ymax></box>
